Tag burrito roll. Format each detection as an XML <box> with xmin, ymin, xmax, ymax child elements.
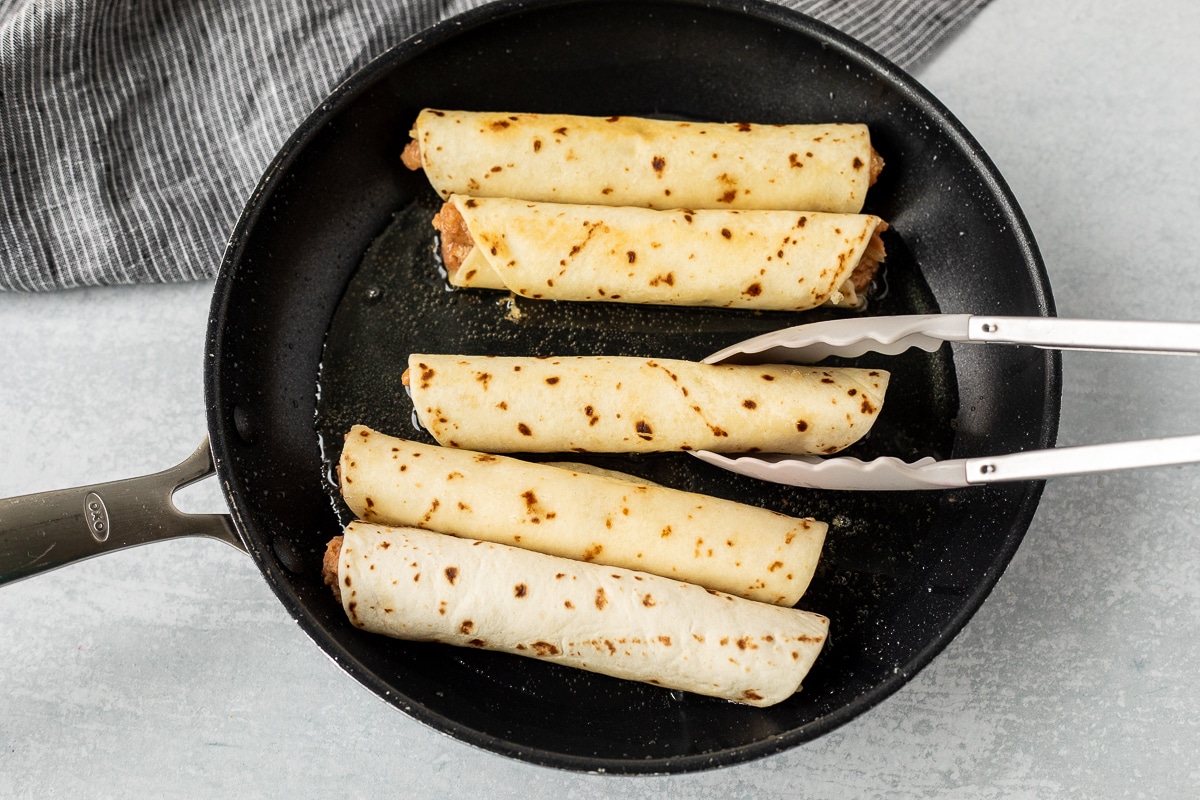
<box><xmin>325</xmin><ymin>523</ymin><xmax>829</xmax><ymax>707</ymax></box>
<box><xmin>402</xmin><ymin>109</ymin><xmax>882</xmax><ymax>213</ymax></box>
<box><xmin>406</xmin><ymin>354</ymin><xmax>889</xmax><ymax>455</ymax></box>
<box><xmin>433</xmin><ymin>196</ymin><xmax>886</xmax><ymax>310</ymax></box>
<box><xmin>339</xmin><ymin>426</ymin><xmax>826</xmax><ymax>606</ymax></box>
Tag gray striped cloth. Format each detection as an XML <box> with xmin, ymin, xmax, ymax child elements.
<box><xmin>0</xmin><ymin>0</ymin><xmax>990</xmax><ymax>292</ymax></box>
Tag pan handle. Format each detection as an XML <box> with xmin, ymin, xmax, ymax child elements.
<box><xmin>0</xmin><ymin>440</ymin><xmax>245</xmax><ymax>586</ymax></box>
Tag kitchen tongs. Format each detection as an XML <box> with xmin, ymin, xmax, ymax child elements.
<box><xmin>693</xmin><ymin>315</ymin><xmax>1200</xmax><ymax>490</ymax></box>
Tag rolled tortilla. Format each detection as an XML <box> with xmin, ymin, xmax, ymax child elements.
<box><xmin>402</xmin><ymin>109</ymin><xmax>882</xmax><ymax>213</ymax></box>
<box><xmin>325</xmin><ymin>523</ymin><xmax>829</xmax><ymax>707</ymax></box>
<box><xmin>406</xmin><ymin>354</ymin><xmax>889</xmax><ymax>455</ymax></box>
<box><xmin>433</xmin><ymin>196</ymin><xmax>886</xmax><ymax>310</ymax></box>
<box><xmin>339</xmin><ymin>426</ymin><xmax>826</xmax><ymax>606</ymax></box>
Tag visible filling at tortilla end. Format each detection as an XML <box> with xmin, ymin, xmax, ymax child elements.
<box><xmin>432</xmin><ymin>202</ymin><xmax>475</xmax><ymax>277</ymax></box>
<box><xmin>869</xmin><ymin>148</ymin><xmax>884</xmax><ymax>186</ymax></box>
<box><xmin>849</xmin><ymin>220</ymin><xmax>888</xmax><ymax>293</ymax></box>
<box><xmin>324</xmin><ymin>536</ymin><xmax>345</xmax><ymax>603</ymax></box>
<box><xmin>401</xmin><ymin>139</ymin><xmax>422</xmax><ymax>170</ymax></box>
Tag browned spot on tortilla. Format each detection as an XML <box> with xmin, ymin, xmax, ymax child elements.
<box><xmin>583</xmin><ymin>544</ymin><xmax>603</xmax><ymax>562</ymax></box>
<box><xmin>718</xmin><ymin>189</ymin><xmax>737</xmax><ymax>203</ymax></box>
<box><xmin>606</xmin><ymin>115</ymin><xmax>620</xmax><ymax>122</ymax></box>
<box><xmin>532</xmin><ymin>641</ymin><xmax>560</xmax><ymax>656</ymax></box>
<box><xmin>490</xmin><ymin>119</ymin><xmax>510</xmax><ymax>130</ymax></box>
<box><xmin>797</xmin><ymin>215</ymin><xmax>808</xmax><ymax>228</ymax></box>
<box><xmin>636</xmin><ymin>420</ymin><xmax>653</xmax><ymax>440</ymax></box>
<box><xmin>438</xmin><ymin>601</ymin><xmax>447</xmax><ymax>615</ymax></box>
<box><xmin>554</xmin><ymin>126</ymin><xmax>568</xmax><ymax>135</ymax></box>
<box><xmin>517</xmin><ymin>422</ymin><xmax>533</xmax><ymax>436</ymax></box>
<box><xmin>721</xmin><ymin>228</ymin><xmax>732</xmax><ymax>239</ymax></box>
<box><xmin>545</xmin><ymin>376</ymin><xmax>560</xmax><ymax>385</ymax></box>
<box><xmin>642</xmin><ymin>595</ymin><xmax>656</xmax><ymax>607</ymax></box>
<box><xmin>475</xmin><ymin>371</ymin><xmax>491</xmax><ymax>388</ymax></box>
<box><xmin>444</xmin><ymin>566</ymin><xmax>458</xmax><ymax>585</ymax></box>
<box><xmin>660</xmin><ymin>525</ymin><xmax>672</xmax><ymax>538</ymax></box>
<box><xmin>743</xmin><ymin>399</ymin><xmax>757</xmax><ymax>409</ymax></box>
<box><xmin>467</xmin><ymin>639</ymin><xmax>487</xmax><ymax>647</ymax></box>
<box><xmin>862</xmin><ymin>398</ymin><xmax>877</xmax><ymax>414</ymax></box>
<box><xmin>853</xmin><ymin>156</ymin><xmax>864</xmax><ymax>170</ymax></box>
<box><xmin>533</xmin><ymin>138</ymin><xmax>542</xmax><ymax>152</ymax></box>
<box><xmin>459</xmin><ymin>620</ymin><xmax>474</xmax><ymax>634</ymax></box>
<box><xmin>649</xmin><ymin>272</ymin><xmax>674</xmax><ymax>287</ymax></box>
<box><xmin>626</xmin><ymin>250</ymin><xmax>637</xmax><ymax>263</ymax></box>
<box><xmin>514</xmin><ymin>583</ymin><xmax>528</xmax><ymax>598</ymax></box>
<box><xmin>595</xmin><ymin>587</ymin><xmax>608</xmax><ymax>610</ymax></box>
<box><xmin>768</xmin><ymin>561</ymin><xmax>784</xmax><ymax>572</ymax></box>
<box><xmin>658</xmin><ymin>636</ymin><xmax>672</xmax><ymax>646</ymax></box>
<box><xmin>736</xmin><ymin>122</ymin><xmax>752</xmax><ymax>132</ymax></box>
<box><xmin>651</xmin><ymin>155</ymin><xmax>666</xmax><ymax>174</ymax></box>
<box><xmin>796</xmin><ymin>420</ymin><xmax>809</xmax><ymax>432</ymax></box>
<box><xmin>742</xmin><ymin>690</ymin><xmax>764</xmax><ymax>702</ymax></box>
<box><xmin>743</xmin><ymin>282</ymin><xmax>762</xmax><ymax>297</ymax></box>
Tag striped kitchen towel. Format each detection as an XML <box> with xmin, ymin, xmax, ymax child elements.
<box><xmin>0</xmin><ymin>0</ymin><xmax>991</xmax><ymax>291</ymax></box>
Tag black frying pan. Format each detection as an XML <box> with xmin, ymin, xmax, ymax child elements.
<box><xmin>0</xmin><ymin>0</ymin><xmax>1059</xmax><ymax>774</ymax></box>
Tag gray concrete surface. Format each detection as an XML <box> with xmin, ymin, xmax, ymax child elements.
<box><xmin>3</xmin><ymin>0</ymin><xmax>1199</xmax><ymax>796</ymax></box>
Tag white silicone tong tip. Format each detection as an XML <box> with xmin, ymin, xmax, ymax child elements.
<box><xmin>691</xmin><ymin>451</ymin><xmax>970</xmax><ymax>490</ymax></box>
<box><xmin>702</xmin><ymin>314</ymin><xmax>972</xmax><ymax>365</ymax></box>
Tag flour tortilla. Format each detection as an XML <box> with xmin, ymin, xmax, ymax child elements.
<box><xmin>405</xmin><ymin>109</ymin><xmax>880</xmax><ymax>213</ymax></box>
<box><xmin>407</xmin><ymin>354</ymin><xmax>889</xmax><ymax>455</ymax></box>
<box><xmin>440</xmin><ymin>195</ymin><xmax>886</xmax><ymax>310</ymax></box>
<box><xmin>327</xmin><ymin>522</ymin><xmax>829</xmax><ymax>707</ymax></box>
<box><xmin>339</xmin><ymin>426</ymin><xmax>826</xmax><ymax>606</ymax></box>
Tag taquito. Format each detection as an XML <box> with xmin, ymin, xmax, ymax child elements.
<box><xmin>339</xmin><ymin>426</ymin><xmax>826</xmax><ymax>606</ymax></box>
<box><xmin>325</xmin><ymin>523</ymin><xmax>829</xmax><ymax>707</ymax></box>
<box><xmin>402</xmin><ymin>109</ymin><xmax>882</xmax><ymax>213</ymax></box>
<box><xmin>433</xmin><ymin>196</ymin><xmax>887</xmax><ymax>310</ymax></box>
<box><xmin>406</xmin><ymin>354</ymin><xmax>889</xmax><ymax>455</ymax></box>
